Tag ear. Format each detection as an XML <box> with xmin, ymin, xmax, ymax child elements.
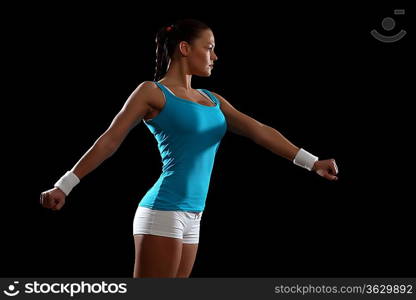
<box><xmin>178</xmin><ymin>41</ymin><xmax>191</xmax><ymax>57</ymax></box>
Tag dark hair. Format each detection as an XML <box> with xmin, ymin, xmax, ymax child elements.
<box><xmin>153</xmin><ymin>19</ymin><xmax>211</xmax><ymax>82</ymax></box>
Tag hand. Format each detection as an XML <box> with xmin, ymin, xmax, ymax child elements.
<box><xmin>40</xmin><ymin>187</ymin><xmax>67</xmax><ymax>211</ymax></box>
<box><xmin>312</xmin><ymin>159</ymin><xmax>339</xmax><ymax>181</ymax></box>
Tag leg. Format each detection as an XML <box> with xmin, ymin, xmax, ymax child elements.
<box><xmin>133</xmin><ymin>234</ymin><xmax>183</xmax><ymax>278</ymax></box>
<box><xmin>176</xmin><ymin>243</ymin><xmax>199</xmax><ymax>278</ymax></box>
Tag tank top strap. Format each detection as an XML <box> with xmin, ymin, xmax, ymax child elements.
<box><xmin>199</xmin><ymin>89</ymin><xmax>221</xmax><ymax>108</ymax></box>
<box><xmin>153</xmin><ymin>82</ymin><xmax>220</xmax><ymax>108</ymax></box>
<box><xmin>153</xmin><ymin>81</ymin><xmax>172</xmax><ymax>96</ymax></box>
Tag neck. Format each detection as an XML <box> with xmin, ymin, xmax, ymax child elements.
<box><xmin>160</xmin><ymin>59</ymin><xmax>193</xmax><ymax>92</ymax></box>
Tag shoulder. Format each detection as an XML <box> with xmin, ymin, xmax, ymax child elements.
<box><xmin>209</xmin><ymin>91</ymin><xmax>224</xmax><ymax>101</ymax></box>
<box><xmin>129</xmin><ymin>81</ymin><xmax>156</xmax><ymax>99</ymax></box>
<box><xmin>136</xmin><ymin>81</ymin><xmax>160</xmax><ymax>95</ymax></box>
<box><xmin>132</xmin><ymin>81</ymin><xmax>165</xmax><ymax>110</ymax></box>
<box><xmin>209</xmin><ymin>91</ymin><xmax>235</xmax><ymax>110</ymax></box>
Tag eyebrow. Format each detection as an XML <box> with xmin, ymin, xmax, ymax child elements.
<box><xmin>208</xmin><ymin>42</ymin><xmax>215</xmax><ymax>46</ymax></box>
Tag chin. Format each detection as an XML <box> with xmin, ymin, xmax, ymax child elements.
<box><xmin>196</xmin><ymin>73</ymin><xmax>211</xmax><ymax>77</ymax></box>
<box><xmin>194</xmin><ymin>69</ymin><xmax>212</xmax><ymax>77</ymax></box>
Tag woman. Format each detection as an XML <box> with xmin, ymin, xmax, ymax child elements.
<box><xmin>40</xmin><ymin>19</ymin><xmax>339</xmax><ymax>278</ymax></box>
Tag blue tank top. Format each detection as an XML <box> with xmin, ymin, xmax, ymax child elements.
<box><xmin>138</xmin><ymin>81</ymin><xmax>227</xmax><ymax>212</ymax></box>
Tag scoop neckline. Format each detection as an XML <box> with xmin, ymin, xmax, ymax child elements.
<box><xmin>156</xmin><ymin>82</ymin><xmax>218</xmax><ymax>108</ymax></box>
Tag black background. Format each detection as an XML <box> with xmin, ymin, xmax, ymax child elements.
<box><xmin>1</xmin><ymin>2</ymin><xmax>413</xmax><ymax>277</ymax></box>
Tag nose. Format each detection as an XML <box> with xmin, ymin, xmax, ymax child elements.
<box><xmin>211</xmin><ymin>51</ymin><xmax>218</xmax><ymax>62</ymax></box>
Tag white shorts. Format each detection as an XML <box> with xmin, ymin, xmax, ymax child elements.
<box><xmin>133</xmin><ymin>206</ymin><xmax>203</xmax><ymax>244</ymax></box>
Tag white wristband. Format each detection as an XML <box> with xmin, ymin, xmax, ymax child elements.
<box><xmin>54</xmin><ymin>171</ymin><xmax>80</xmax><ymax>196</ymax></box>
<box><xmin>293</xmin><ymin>148</ymin><xmax>319</xmax><ymax>171</ymax></box>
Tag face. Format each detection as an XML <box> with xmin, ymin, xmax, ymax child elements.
<box><xmin>179</xmin><ymin>29</ymin><xmax>218</xmax><ymax>77</ymax></box>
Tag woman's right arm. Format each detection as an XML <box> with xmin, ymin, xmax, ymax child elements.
<box><xmin>40</xmin><ymin>81</ymin><xmax>156</xmax><ymax>210</ymax></box>
<box><xmin>71</xmin><ymin>81</ymin><xmax>155</xmax><ymax>179</ymax></box>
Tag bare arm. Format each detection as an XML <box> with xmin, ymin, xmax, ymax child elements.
<box><xmin>212</xmin><ymin>92</ymin><xmax>300</xmax><ymax>161</ymax></box>
<box><xmin>248</xmin><ymin>124</ymin><xmax>300</xmax><ymax>161</ymax></box>
<box><xmin>69</xmin><ymin>134</ymin><xmax>121</xmax><ymax>180</ymax></box>
<box><xmin>212</xmin><ymin>91</ymin><xmax>339</xmax><ymax>180</ymax></box>
<box><xmin>70</xmin><ymin>81</ymin><xmax>154</xmax><ymax>179</ymax></box>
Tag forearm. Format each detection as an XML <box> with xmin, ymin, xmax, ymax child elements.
<box><xmin>70</xmin><ymin>136</ymin><xmax>118</xmax><ymax>180</ymax></box>
<box><xmin>253</xmin><ymin>124</ymin><xmax>300</xmax><ymax>161</ymax></box>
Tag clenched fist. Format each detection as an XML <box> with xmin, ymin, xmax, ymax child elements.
<box><xmin>40</xmin><ymin>187</ymin><xmax>66</xmax><ymax>211</ymax></box>
<box><xmin>312</xmin><ymin>159</ymin><xmax>339</xmax><ymax>181</ymax></box>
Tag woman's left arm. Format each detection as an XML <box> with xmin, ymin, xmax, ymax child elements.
<box><xmin>212</xmin><ymin>92</ymin><xmax>339</xmax><ymax>181</ymax></box>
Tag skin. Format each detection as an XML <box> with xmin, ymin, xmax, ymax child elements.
<box><xmin>40</xmin><ymin>28</ymin><xmax>339</xmax><ymax>278</ymax></box>
<box><xmin>160</xmin><ymin>29</ymin><xmax>218</xmax><ymax>92</ymax></box>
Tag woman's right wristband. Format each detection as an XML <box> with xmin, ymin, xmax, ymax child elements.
<box><xmin>54</xmin><ymin>171</ymin><xmax>80</xmax><ymax>196</ymax></box>
<box><xmin>293</xmin><ymin>148</ymin><xmax>319</xmax><ymax>171</ymax></box>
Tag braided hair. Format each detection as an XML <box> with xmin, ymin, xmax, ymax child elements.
<box><xmin>153</xmin><ymin>19</ymin><xmax>210</xmax><ymax>82</ymax></box>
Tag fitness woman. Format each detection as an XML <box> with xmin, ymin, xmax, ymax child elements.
<box><xmin>40</xmin><ymin>19</ymin><xmax>339</xmax><ymax>278</ymax></box>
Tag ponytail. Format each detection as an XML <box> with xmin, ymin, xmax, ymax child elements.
<box><xmin>153</xmin><ymin>27</ymin><xmax>170</xmax><ymax>82</ymax></box>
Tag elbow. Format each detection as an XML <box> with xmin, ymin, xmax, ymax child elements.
<box><xmin>251</xmin><ymin>123</ymin><xmax>268</xmax><ymax>144</ymax></box>
<box><xmin>96</xmin><ymin>134</ymin><xmax>120</xmax><ymax>153</ymax></box>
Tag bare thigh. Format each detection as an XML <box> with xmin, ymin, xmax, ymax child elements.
<box><xmin>133</xmin><ymin>234</ymin><xmax>183</xmax><ymax>278</ymax></box>
<box><xmin>176</xmin><ymin>243</ymin><xmax>199</xmax><ymax>278</ymax></box>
